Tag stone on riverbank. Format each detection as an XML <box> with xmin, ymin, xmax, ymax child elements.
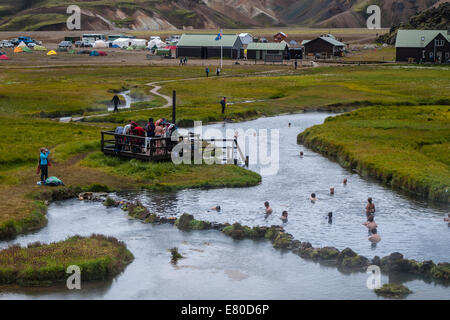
<box><xmin>374</xmin><ymin>283</ymin><xmax>412</xmax><ymax>298</ymax></box>
<box><xmin>272</xmin><ymin>232</ymin><xmax>294</xmax><ymax>249</ymax></box>
<box><xmin>222</xmin><ymin>223</ymin><xmax>258</xmax><ymax>239</ymax></box>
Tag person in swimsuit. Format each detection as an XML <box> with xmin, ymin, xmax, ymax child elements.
<box><xmin>366</xmin><ymin>197</ymin><xmax>375</xmax><ymax>218</ymax></box>
<box><xmin>280</xmin><ymin>211</ymin><xmax>288</xmax><ymax>223</ymax></box>
<box><xmin>363</xmin><ymin>215</ymin><xmax>377</xmax><ymax>231</ymax></box>
<box><xmin>309</xmin><ymin>193</ymin><xmax>317</xmax><ymax>202</ymax></box>
<box><xmin>264</xmin><ymin>201</ymin><xmax>273</xmax><ymax>215</ymax></box>
<box><xmin>368</xmin><ymin>228</ymin><xmax>381</xmax><ymax>243</ymax></box>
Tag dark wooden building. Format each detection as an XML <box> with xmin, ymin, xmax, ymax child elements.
<box><xmin>395</xmin><ymin>30</ymin><xmax>450</xmax><ymax>63</ymax></box>
<box><xmin>302</xmin><ymin>36</ymin><xmax>345</xmax><ymax>58</ymax></box>
<box><xmin>176</xmin><ymin>34</ymin><xmax>243</xmax><ymax>59</ymax></box>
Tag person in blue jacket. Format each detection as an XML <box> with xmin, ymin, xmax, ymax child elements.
<box><xmin>39</xmin><ymin>148</ymin><xmax>50</xmax><ymax>182</ymax></box>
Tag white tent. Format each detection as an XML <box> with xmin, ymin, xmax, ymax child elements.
<box><xmin>147</xmin><ymin>38</ymin><xmax>165</xmax><ymax>49</ymax></box>
<box><xmin>112</xmin><ymin>38</ymin><xmax>133</xmax><ymax>48</ymax></box>
<box><xmin>131</xmin><ymin>39</ymin><xmax>147</xmax><ymax>47</ymax></box>
<box><xmin>17</xmin><ymin>41</ymin><xmax>27</xmax><ymax>48</ymax></box>
<box><xmin>93</xmin><ymin>40</ymin><xmax>108</xmax><ymax>48</ymax></box>
<box><xmin>239</xmin><ymin>33</ymin><xmax>253</xmax><ymax>45</ymax></box>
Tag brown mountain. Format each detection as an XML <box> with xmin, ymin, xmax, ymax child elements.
<box><xmin>0</xmin><ymin>0</ymin><xmax>445</xmax><ymax>31</ymax></box>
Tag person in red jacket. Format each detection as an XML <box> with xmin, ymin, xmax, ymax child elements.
<box><xmin>131</xmin><ymin>122</ymin><xmax>145</xmax><ymax>153</ymax></box>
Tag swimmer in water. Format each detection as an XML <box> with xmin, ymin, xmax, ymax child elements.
<box><xmin>288</xmin><ymin>122</ymin><xmax>291</xmax><ymax>127</ymax></box>
<box><xmin>343</xmin><ymin>178</ymin><xmax>347</xmax><ymax>185</ymax></box>
<box><xmin>444</xmin><ymin>214</ymin><xmax>450</xmax><ymax>222</ymax></box>
<box><xmin>330</xmin><ymin>187</ymin><xmax>335</xmax><ymax>195</ymax></box>
<box><xmin>368</xmin><ymin>228</ymin><xmax>381</xmax><ymax>243</ymax></box>
<box><xmin>366</xmin><ymin>197</ymin><xmax>376</xmax><ymax>218</ymax></box>
<box><xmin>309</xmin><ymin>193</ymin><xmax>317</xmax><ymax>202</ymax></box>
<box><xmin>280</xmin><ymin>211</ymin><xmax>288</xmax><ymax>222</ymax></box>
<box><xmin>328</xmin><ymin>212</ymin><xmax>333</xmax><ymax>224</ymax></box>
<box><xmin>264</xmin><ymin>201</ymin><xmax>273</xmax><ymax>215</ymax></box>
<box><xmin>363</xmin><ymin>215</ymin><xmax>377</xmax><ymax>231</ymax></box>
<box><xmin>300</xmin><ymin>151</ymin><xmax>304</xmax><ymax>158</ymax></box>
<box><xmin>209</xmin><ymin>206</ymin><xmax>221</xmax><ymax>212</ymax></box>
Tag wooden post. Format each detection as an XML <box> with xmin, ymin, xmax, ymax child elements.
<box><xmin>172</xmin><ymin>90</ymin><xmax>176</xmax><ymax>124</ymax></box>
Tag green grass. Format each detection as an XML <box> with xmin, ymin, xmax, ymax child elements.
<box><xmin>81</xmin><ymin>152</ymin><xmax>262</xmax><ymax>190</ymax></box>
<box><xmin>298</xmin><ymin>105</ymin><xmax>450</xmax><ymax>202</ymax></box>
<box><xmin>0</xmin><ymin>234</ymin><xmax>134</xmax><ymax>286</ymax></box>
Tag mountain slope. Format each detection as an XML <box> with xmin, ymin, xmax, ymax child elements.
<box><xmin>0</xmin><ymin>0</ymin><xmax>445</xmax><ymax>31</ymax></box>
<box><xmin>377</xmin><ymin>2</ymin><xmax>450</xmax><ymax>44</ymax></box>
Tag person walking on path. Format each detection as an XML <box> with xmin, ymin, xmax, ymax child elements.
<box><xmin>184</xmin><ymin>57</ymin><xmax>188</xmax><ymax>65</ymax></box>
<box><xmin>205</xmin><ymin>67</ymin><xmax>209</xmax><ymax>78</ymax></box>
<box><xmin>112</xmin><ymin>95</ymin><xmax>121</xmax><ymax>113</ymax></box>
<box><xmin>220</xmin><ymin>97</ymin><xmax>227</xmax><ymax>114</ymax></box>
<box><xmin>294</xmin><ymin>59</ymin><xmax>298</xmax><ymax>70</ymax></box>
<box><xmin>38</xmin><ymin>148</ymin><xmax>50</xmax><ymax>183</ymax></box>
<box><xmin>216</xmin><ymin>67</ymin><xmax>221</xmax><ymax>76</ymax></box>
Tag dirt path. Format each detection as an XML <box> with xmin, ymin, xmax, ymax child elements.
<box><xmin>57</xmin><ymin>65</ymin><xmax>319</xmax><ymax>123</ymax></box>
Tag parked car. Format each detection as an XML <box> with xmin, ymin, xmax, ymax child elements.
<box><xmin>10</xmin><ymin>38</ymin><xmax>19</xmax><ymax>45</ymax></box>
<box><xmin>76</xmin><ymin>40</ymin><xmax>93</xmax><ymax>48</ymax></box>
<box><xmin>27</xmin><ymin>42</ymin><xmax>37</xmax><ymax>48</ymax></box>
<box><xmin>0</xmin><ymin>40</ymin><xmax>14</xmax><ymax>48</ymax></box>
<box><xmin>58</xmin><ymin>41</ymin><xmax>73</xmax><ymax>49</ymax></box>
<box><xmin>18</xmin><ymin>36</ymin><xmax>34</xmax><ymax>44</ymax></box>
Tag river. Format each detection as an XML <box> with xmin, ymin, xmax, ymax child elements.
<box><xmin>1</xmin><ymin>112</ymin><xmax>449</xmax><ymax>299</ymax></box>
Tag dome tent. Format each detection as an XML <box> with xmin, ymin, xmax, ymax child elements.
<box><xmin>0</xmin><ymin>54</ymin><xmax>9</xmax><ymax>60</ymax></box>
<box><xmin>148</xmin><ymin>38</ymin><xmax>165</xmax><ymax>49</ymax></box>
<box><xmin>17</xmin><ymin>41</ymin><xmax>27</xmax><ymax>48</ymax></box>
<box><xmin>93</xmin><ymin>40</ymin><xmax>108</xmax><ymax>48</ymax></box>
<box><xmin>90</xmin><ymin>50</ymin><xmax>100</xmax><ymax>56</ymax></box>
<box><xmin>47</xmin><ymin>50</ymin><xmax>57</xmax><ymax>56</ymax></box>
<box><xmin>98</xmin><ymin>51</ymin><xmax>108</xmax><ymax>56</ymax></box>
<box><xmin>33</xmin><ymin>45</ymin><xmax>47</xmax><ymax>51</ymax></box>
<box><xmin>22</xmin><ymin>46</ymin><xmax>32</xmax><ymax>53</ymax></box>
<box><xmin>14</xmin><ymin>47</ymin><xmax>23</xmax><ymax>53</ymax></box>
<box><xmin>112</xmin><ymin>38</ymin><xmax>133</xmax><ymax>48</ymax></box>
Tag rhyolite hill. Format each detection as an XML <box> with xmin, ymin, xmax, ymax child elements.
<box><xmin>0</xmin><ymin>0</ymin><xmax>443</xmax><ymax>31</ymax></box>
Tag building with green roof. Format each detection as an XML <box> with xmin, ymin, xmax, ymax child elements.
<box><xmin>246</xmin><ymin>41</ymin><xmax>289</xmax><ymax>61</ymax></box>
<box><xmin>176</xmin><ymin>34</ymin><xmax>243</xmax><ymax>59</ymax></box>
<box><xmin>395</xmin><ymin>30</ymin><xmax>450</xmax><ymax>63</ymax></box>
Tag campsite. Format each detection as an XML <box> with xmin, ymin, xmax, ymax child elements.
<box><xmin>0</xmin><ymin>1</ymin><xmax>449</xmax><ymax>304</ymax></box>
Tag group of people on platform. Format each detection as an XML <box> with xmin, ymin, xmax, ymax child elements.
<box><xmin>114</xmin><ymin>118</ymin><xmax>178</xmax><ymax>155</ymax></box>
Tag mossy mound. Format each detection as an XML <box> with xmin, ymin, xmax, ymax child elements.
<box><xmin>175</xmin><ymin>214</ymin><xmax>212</xmax><ymax>231</ymax></box>
<box><xmin>431</xmin><ymin>263</ymin><xmax>450</xmax><ymax>281</ymax></box>
<box><xmin>222</xmin><ymin>223</ymin><xmax>258</xmax><ymax>240</ymax></box>
<box><xmin>272</xmin><ymin>232</ymin><xmax>294</xmax><ymax>249</ymax></box>
<box><xmin>103</xmin><ymin>197</ymin><xmax>119</xmax><ymax>208</ymax></box>
<box><xmin>126</xmin><ymin>201</ymin><xmax>151</xmax><ymax>220</ymax></box>
<box><xmin>169</xmin><ymin>247</ymin><xmax>183</xmax><ymax>264</ymax></box>
<box><xmin>374</xmin><ymin>283</ymin><xmax>412</xmax><ymax>299</ymax></box>
<box><xmin>0</xmin><ymin>234</ymin><xmax>134</xmax><ymax>287</ymax></box>
<box><xmin>318</xmin><ymin>247</ymin><xmax>340</xmax><ymax>260</ymax></box>
<box><xmin>337</xmin><ymin>248</ymin><xmax>369</xmax><ymax>272</ymax></box>
<box><xmin>264</xmin><ymin>226</ymin><xmax>284</xmax><ymax>241</ymax></box>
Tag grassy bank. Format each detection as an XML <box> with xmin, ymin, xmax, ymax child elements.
<box><xmin>0</xmin><ymin>64</ymin><xmax>449</xmax><ymax>239</ymax></box>
<box><xmin>0</xmin><ymin>234</ymin><xmax>133</xmax><ymax>286</ymax></box>
<box><xmin>298</xmin><ymin>105</ymin><xmax>450</xmax><ymax>203</ymax></box>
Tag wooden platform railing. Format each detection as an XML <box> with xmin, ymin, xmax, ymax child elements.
<box><xmin>101</xmin><ymin>131</ymin><xmax>247</xmax><ymax>165</ymax></box>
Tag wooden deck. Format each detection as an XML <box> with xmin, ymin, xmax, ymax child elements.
<box><xmin>101</xmin><ymin>131</ymin><xmax>247</xmax><ymax>165</ymax></box>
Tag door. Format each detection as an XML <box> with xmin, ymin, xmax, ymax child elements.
<box><xmin>201</xmin><ymin>47</ymin><xmax>208</xmax><ymax>59</ymax></box>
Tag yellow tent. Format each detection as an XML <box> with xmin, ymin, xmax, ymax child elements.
<box><xmin>47</xmin><ymin>50</ymin><xmax>57</xmax><ymax>56</ymax></box>
<box><xmin>14</xmin><ymin>47</ymin><xmax>23</xmax><ymax>53</ymax></box>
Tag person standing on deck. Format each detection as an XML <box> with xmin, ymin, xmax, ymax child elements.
<box><xmin>38</xmin><ymin>148</ymin><xmax>50</xmax><ymax>182</ymax></box>
<box><xmin>220</xmin><ymin>97</ymin><xmax>227</xmax><ymax>114</ymax></box>
<box><xmin>112</xmin><ymin>95</ymin><xmax>121</xmax><ymax>113</ymax></box>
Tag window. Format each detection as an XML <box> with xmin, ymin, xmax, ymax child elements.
<box><xmin>435</xmin><ymin>39</ymin><xmax>445</xmax><ymax>46</ymax></box>
<box><xmin>429</xmin><ymin>52</ymin><xmax>434</xmax><ymax>58</ymax></box>
<box><xmin>422</xmin><ymin>50</ymin><xmax>426</xmax><ymax>59</ymax></box>
<box><xmin>446</xmin><ymin>52</ymin><xmax>449</xmax><ymax>59</ymax></box>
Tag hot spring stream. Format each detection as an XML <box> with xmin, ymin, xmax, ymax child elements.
<box><xmin>1</xmin><ymin>113</ymin><xmax>449</xmax><ymax>299</ymax></box>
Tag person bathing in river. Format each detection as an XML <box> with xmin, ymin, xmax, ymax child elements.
<box><xmin>366</xmin><ymin>197</ymin><xmax>376</xmax><ymax>218</ymax></box>
<box><xmin>309</xmin><ymin>193</ymin><xmax>317</xmax><ymax>202</ymax></box>
<box><xmin>38</xmin><ymin>148</ymin><xmax>50</xmax><ymax>183</ymax></box>
<box><xmin>264</xmin><ymin>201</ymin><xmax>273</xmax><ymax>216</ymax></box>
<box><xmin>363</xmin><ymin>215</ymin><xmax>377</xmax><ymax>231</ymax></box>
<box><xmin>280</xmin><ymin>211</ymin><xmax>288</xmax><ymax>223</ymax></box>
<box><xmin>368</xmin><ymin>228</ymin><xmax>381</xmax><ymax>243</ymax></box>
<box><xmin>444</xmin><ymin>214</ymin><xmax>450</xmax><ymax>222</ymax></box>
<box><xmin>209</xmin><ymin>206</ymin><xmax>221</xmax><ymax>212</ymax></box>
